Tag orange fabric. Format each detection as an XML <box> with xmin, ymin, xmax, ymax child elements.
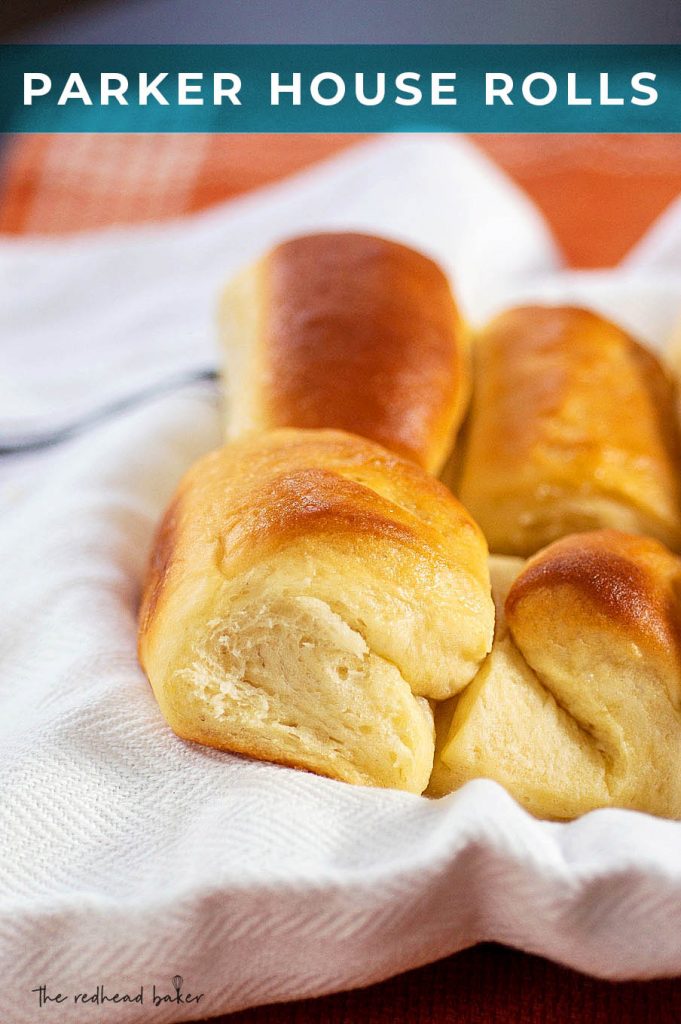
<box><xmin>477</xmin><ymin>135</ymin><xmax>681</xmax><ymax>267</ymax></box>
<box><xmin>2</xmin><ymin>134</ymin><xmax>681</xmax><ymax>267</ymax></box>
<box><xmin>0</xmin><ymin>134</ymin><xmax>363</xmax><ymax>235</ymax></box>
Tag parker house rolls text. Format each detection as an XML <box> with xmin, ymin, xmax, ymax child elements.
<box><xmin>24</xmin><ymin>70</ymin><xmax>659</xmax><ymax>108</ymax></box>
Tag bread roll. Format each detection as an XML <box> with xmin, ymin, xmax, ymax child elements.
<box><xmin>456</xmin><ymin>306</ymin><xmax>681</xmax><ymax>556</ymax></box>
<box><xmin>430</xmin><ymin>530</ymin><xmax>681</xmax><ymax>819</ymax></box>
<box><xmin>665</xmin><ymin>312</ymin><xmax>681</xmax><ymax>382</ymax></box>
<box><xmin>138</xmin><ymin>428</ymin><xmax>494</xmax><ymax>794</ymax></box>
<box><xmin>220</xmin><ymin>232</ymin><xmax>469</xmax><ymax>474</ymax></box>
<box><xmin>665</xmin><ymin>312</ymin><xmax>681</xmax><ymax>429</ymax></box>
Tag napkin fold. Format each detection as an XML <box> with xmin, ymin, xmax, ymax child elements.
<box><xmin>3</xmin><ymin>137</ymin><xmax>681</xmax><ymax>1024</ymax></box>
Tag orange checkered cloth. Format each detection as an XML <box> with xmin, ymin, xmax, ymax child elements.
<box><xmin>2</xmin><ymin>132</ymin><xmax>681</xmax><ymax>1024</ymax></box>
<box><xmin>2</xmin><ymin>133</ymin><xmax>681</xmax><ymax>266</ymax></box>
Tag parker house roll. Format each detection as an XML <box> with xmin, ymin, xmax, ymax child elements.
<box><xmin>456</xmin><ymin>305</ymin><xmax>681</xmax><ymax>557</ymax></box>
<box><xmin>430</xmin><ymin>530</ymin><xmax>681</xmax><ymax>819</ymax></box>
<box><xmin>219</xmin><ymin>232</ymin><xmax>470</xmax><ymax>475</ymax></box>
<box><xmin>138</xmin><ymin>429</ymin><xmax>494</xmax><ymax>794</ymax></box>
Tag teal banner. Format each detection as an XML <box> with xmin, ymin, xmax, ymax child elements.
<box><xmin>0</xmin><ymin>45</ymin><xmax>679</xmax><ymax>133</ymax></box>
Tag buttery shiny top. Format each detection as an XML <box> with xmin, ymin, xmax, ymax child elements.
<box><xmin>458</xmin><ymin>305</ymin><xmax>681</xmax><ymax>555</ymax></box>
<box><xmin>221</xmin><ymin>232</ymin><xmax>469</xmax><ymax>474</ymax></box>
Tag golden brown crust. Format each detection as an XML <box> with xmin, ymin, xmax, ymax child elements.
<box><xmin>216</xmin><ymin>467</ymin><xmax>437</xmax><ymax>567</ymax></box>
<box><xmin>138</xmin><ymin>493</ymin><xmax>181</xmax><ymax>639</ymax></box>
<box><xmin>221</xmin><ymin>232</ymin><xmax>469</xmax><ymax>474</ymax></box>
<box><xmin>506</xmin><ymin>530</ymin><xmax>681</xmax><ymax>676</ymax></box>
<box><xmin>139</xmin><ymin>430</ymin><xmax>489</xmax><ymax>633</ymax></box>
<box><xmin>457</xmin><ymin>305</ymin><xmax>681</xmax><ymax>556</ymax></box>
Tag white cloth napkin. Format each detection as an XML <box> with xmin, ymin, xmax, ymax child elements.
<box><xmin>3</xmin><ymin>137</ymin><xmax>681</xmax><ymax>1024</ymax></box>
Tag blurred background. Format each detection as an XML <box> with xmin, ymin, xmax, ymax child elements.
<box><xmin>3</xmin><ymin>0</ymin><xmax>681</xmax><ymax>43</ymax></box>
<box><xmin>2</xmin><ymin>1</ymin><xmax>681</xmax><ymax>264</ymax></box>
<box><xmin>3</xmin><ymin>11</ymin><xmax>680</xmax><ymax>448</ymax></box>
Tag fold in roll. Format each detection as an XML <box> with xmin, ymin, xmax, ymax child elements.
<box><xmin>430</xmin><ymin>530</ymin><xmax>681</xmax><ymax>819</ymax></box>
<box><xmin>138</xmin><ymin>428</ymin><xmax>494</xmax><ymax>794</ymax></box>
<box><xmin>456</xmin><ymin>306</ymin><xmax>681</xmax><ymax>557</ymax></box>
<box><xmin>219</xmin><ymin>232</ymin><xmax>470</xmax><ymax>474</ymax></box>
